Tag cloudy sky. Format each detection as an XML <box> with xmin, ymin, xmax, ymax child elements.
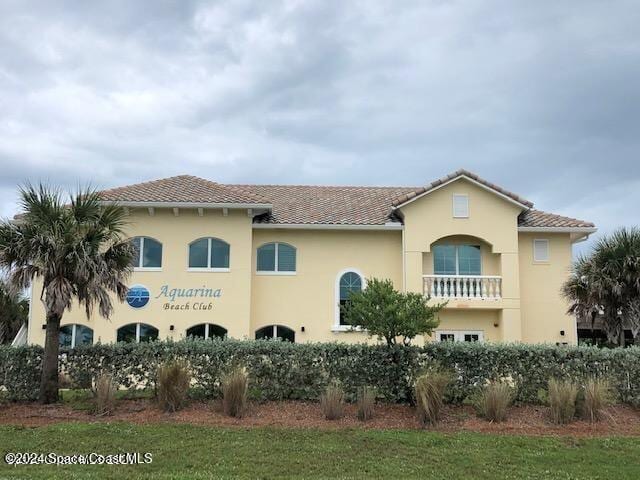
<box><xmin>1</xmin><ymin>0</ymin><xmax>639</xmax><ymax>252</ymax></box>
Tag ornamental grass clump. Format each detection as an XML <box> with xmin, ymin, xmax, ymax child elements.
<box><xmin>92</xmin><ymin>373</ymin><xmax>117</xmax><ymax>416</ymax></box>
<box><xmin>221</xmin><ymin>366</ymin><xmax>248</xmax><ymax>418</ymax></box>
<box><xmin>157</xmin><ymin>360</ymin><xmax>191</xmax><ymax>413</ymax></box>
<box><xmin>581</xmin><ymin>377</ymin><xmax>613</xmax><ymax>423</ymax></box>
<box><xmin>548</xmin><ymin>378</ymin><xmax>579</xmax><ymax>424</ymax></box>
<box><xmin>321</xmin><ymin>382</ymin><xmax>345</xmax><ymax>420</ymax></box>
<box><xmin>356</xmin><ymin>386</ymin><xmax>376</xmax><ymax>421</ymax></box>
<box><xmin>415</xmin><ymin>370</ymin><xmax>451</xmax><ymax>426</ymax></box>
<box><xmin>474</xmin><ymin>381</ymin><xmax>513</xmax><ymax>423</ymax></box>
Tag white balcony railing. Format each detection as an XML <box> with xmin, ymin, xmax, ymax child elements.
<box><xmin>423</xmin><ymin>275</ymin><xmax>502</xmax><ymax>300</ymax></box>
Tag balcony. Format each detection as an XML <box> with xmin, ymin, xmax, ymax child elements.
<box><xmin>423</xmin><ymin>275</ymin><xmax>502</xmax><ymax>300</ymax></box>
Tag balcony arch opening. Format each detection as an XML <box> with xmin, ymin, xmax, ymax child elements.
<box><xmin>423</xmin><ymin>235</ymin><xmax>501</xmax><ymax>300</ymax></box>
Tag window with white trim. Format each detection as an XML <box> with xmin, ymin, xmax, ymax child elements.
<box><xmin>59</xmin><ymin>324</ymin><xmax>94</xmax><ymax>348</ymax></box>
<box><xmin>533</xmin><ymin>239</ymin><xmax>550</xmax><ymax>262</ymax></box>
<box><xmin>436</xmin><ymin>330</ymin><xmax>484</xmax><ymax>342</ymax></box>
<box><xmin>189</xmin><ymin>237</ymin><xmax>230</xmax><ymax>270</ymax></box>
<box><xmin>257</xmin><ymin>242</ymin><xmax>296</xmax><ymax>273</ymax></box>
<box><xmin>453</xmin><ymin>194</ymin><xmax>469</xmax><ymax>218</ymax></box>
<box><xmin>131</xmin><ymin>236</ymin><xmax>162</xmax><ymax>269</ymax></box>
<box><xmin>116</xmin><ymin>323</ymin><xmax>158</xmax><ymax>343</ymax></box>
<box><xmin>338</xmin><ymin>271</ymin><xmax>363</xmax><ymax>326</ymax></box>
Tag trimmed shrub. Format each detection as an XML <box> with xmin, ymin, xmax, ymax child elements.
<box><xmin>321</xmin><ymin>382</ymin><xmax>345</xmax><ymax>420</ymax></box>
<box><xmin>222</xmin><ymin>366</ymin><xmax>248</xmax><ymax>418</ymax></box>
<box><xmin>473</xmin><ymin>381</ymin><xmax>513</xmax><ymax>422</ymax></box>
<box><xmin>356</xmin><ymin>386</ymin><xmax>376</xmax><ymax>421</ymax></box>
<box><xmin>581</xmin><ymin>378</ymin><xmax>614</xmax><ymax>422</ymax></box>
<box><xmin>415</xmin><ymin>370</ymin><xmax>451</xmax><ymax>426</ymax></box>
<box><xmin>4</xmin><ymin>341</ymin><xmax>640</xmax><ymax>406</ymax></box>
<box><xmin>548</xmin><ymin>378</ymin><xmax>579</xmax><ymax>424</ymax></box>
<box><xmin>157</xmin><ymin>360</ymin><xmax>191</xmax><ymax>413</ymax></box>
<box><xmin>92</xmin><ymin>374</ymin><xmax>117</xmax><ymax>416</ymax></box>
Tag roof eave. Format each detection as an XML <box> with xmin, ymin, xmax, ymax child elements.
<box><xmin>518</xmin><ymin>226</ymin><xmax>597</xmax><ymax>244</ymax></box>
<box><xmin>252</xmin><ymin>222</ymin><xmax>404</xmax><ymax>231</ymax></box>
<box><xmin>98</xmin><ymin>200</ymin><xmax>273</xmax><ymax>210</ymax></box>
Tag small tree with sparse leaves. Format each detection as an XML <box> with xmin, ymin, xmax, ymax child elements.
<box><xmin>341</xmin><ymin>278</ymin><xmax>445</xmax><ymax>346</ymax></box>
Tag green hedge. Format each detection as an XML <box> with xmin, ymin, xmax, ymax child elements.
<box><xmin>2</xmin><ymin>340</ymin><xmax>640</xmax><ymax>405</ymax></box>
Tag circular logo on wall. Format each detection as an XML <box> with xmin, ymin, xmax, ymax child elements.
<box><xmin>126</xmin><ymin>284</ymin><xmax>150</xmax><ymax>309</ymax></box>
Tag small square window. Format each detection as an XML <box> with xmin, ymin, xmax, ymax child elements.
<box><xmin>533</xmin><ymin>239</ymin><xmax>550</xmax><ymax>262</ymax></box>
<box><xmin>453</xmin><ymin>194</ymin><xmax>469</xmax><ymax>218</ymax></box>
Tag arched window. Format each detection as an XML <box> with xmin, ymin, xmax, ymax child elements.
<box><xmin>131</xmin><ymin>236</ymin><xmax>163</xmax><ymax>269</ymax></box>
<box><xmin>335</xmin><ymin>270</ymin><xmax>364</xmax><ymax>327</ymax></box>
<box><xmin>255</xmin><ymin>325</ymin><xmax>295</xmax><ymax>342</ymax></box>
<box><xmin>116</xmin><ymin>323</ymin><xmax>158</xmax><ymax>343</ymax></box>
<box><xmin>59</xmin><ymin>324</ymin><xmax>94</xmax><ymax>348</ymax></box>
<box><xmin>189</xmin><ymin>238</ymin><xmax>230</xmax><ymax>270</ymax></box>
<box><xmin>257</xmin><ymin>242</ymin><xmax>296</xmax><ymax>273</ymax></box>
<box><xmin>186</xmin><ymin>323</ymin><xmax>227</xmax><ymax>340</ymax></box>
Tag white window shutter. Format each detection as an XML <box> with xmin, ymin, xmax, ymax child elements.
<box><xmin>453</xmin><ymin>194</ymin><xmax>469</xmax><ymax>218</ymax></box>
<box><xmin>533</xmin><ymin>239</ymin><xmax>550</xmax><ymax>262</ymax></box>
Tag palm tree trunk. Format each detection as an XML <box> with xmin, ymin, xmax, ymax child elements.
<box><xmin>39</xmin><ymin>312</ymin><xmax>61</xmax><ymax>404</ymax></box>
<box><xmin>619</xmin><ymin>329</ymin><xmax>626</xmax><ymax>348</ymax></box>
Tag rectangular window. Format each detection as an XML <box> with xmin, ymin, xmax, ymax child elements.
<box><xmin>433</xmin><ymin>245</ymin><xmax>481</xmax><ymax>275</ymax></box>
<box><xmin>533</xmin><ymin>239</ymin><xmax>550</xmax><ymax>262</ymax></box>
<box><xmin>453</xmin><ymin>194</ymin><xmax>469</xmax><ymax>218</ymax></box>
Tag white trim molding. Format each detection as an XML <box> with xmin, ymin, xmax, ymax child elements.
<box><xmin>452</xmin><ymin>194</ymin><xmax>469</xmax><ymax>218</ymax></box>
<box><xmin>533</xmin><ymin>238</ymin><xmax>550</xmax><ymax>263</ymax></box>
<box><xmin>518</xmin><ymin>227</ymin><xmax>597</xmax><ymax>234</ymax></box>
<box><xmin>333</xmin><ymin>268</ymin><xmax>367</xmax><ymax>332</ymax></box>
<box><xmin>518</xmin><ymin>226</ymin><xmax>597</xmax><ymax>244</ymax></box>
<box><xmin>252</xmin><ymin>222</ymin><xmax>403</xmax><ymax>231</ymax></box>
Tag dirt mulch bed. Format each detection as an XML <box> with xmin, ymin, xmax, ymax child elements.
<box><xmin>1</xmin><ymin>400</ymin><xmax>639</xmax><ymax>437</ymax></box>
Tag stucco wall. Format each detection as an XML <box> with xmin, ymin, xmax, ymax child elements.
<box><xmin>518</xmin><ymin>232</ymin><xmax>576</xmax><ymax>344</ymax></box>
<box><xmin>250</xmin><ymin>229</ymin><xmax>403</xmax><ymax>343</ymax></box>
<box><xmin>28</xmin><ymin>208</ymin><xmax>254</xmax><ymax>345</ymax></box>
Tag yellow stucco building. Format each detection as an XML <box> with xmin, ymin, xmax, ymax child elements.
<box><xmin>25</xmin><ymin>169</ymin><xmax>596</xmax><ymax>347</ymax></box>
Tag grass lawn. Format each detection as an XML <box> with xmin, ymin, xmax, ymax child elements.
<box><xmin>0</xmin><ymin>424</ymin><xmax>639</xmax><ymax>479</ymax></box>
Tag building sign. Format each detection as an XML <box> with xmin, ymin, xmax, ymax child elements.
<box><xmin>156</xmin><ymin>285</ymin><xmax>223</xmax><ymax>311</ymax></box>
<box><xmin>126</xmin><ymin>284</ymin><xmax>223</xmax><ymax>311</ymax></box>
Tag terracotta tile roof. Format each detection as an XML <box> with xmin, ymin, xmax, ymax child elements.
<box><xmin>517</xmin><ymin>210</ymin><xmax>595</xmax><ymax>229</ymax></box>
<box><xmin>98</xmin><ymin>171</ymin><xmax>594</xmax><ymax>229</ymax></box>
<box><xmin>99</xmin><ymin>175</ymin><xmax>269</xmax><ymax>205</ymax></box>
<box><xmin>227</xmin><ymin>184</ymin><xmax>415</xmax><ymax>225</ymax></box>
<box><xmin>391</xmin><ymin>169</ymin><xmax>534</xmax><ymax>208</ymax></box>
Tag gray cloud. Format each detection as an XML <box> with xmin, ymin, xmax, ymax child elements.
<box><xmin>1</xmin><ymin>0</ymin><xmax>639</xmax><ymax>254</ymax></box>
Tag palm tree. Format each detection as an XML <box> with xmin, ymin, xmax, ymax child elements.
<box><xmin>0</xmin><ymin>185</ymin><xmax>134</xmax><ymax>403</ymax></box>
<box><xmin>562</xmin><ymin>227</ymin><xmax>640</xmax><ymax>347</ymax></box>
<box><xmin>0</xmin><ymin>278</ymin><xmax>29</xmax><ymax>344</ymax></box>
